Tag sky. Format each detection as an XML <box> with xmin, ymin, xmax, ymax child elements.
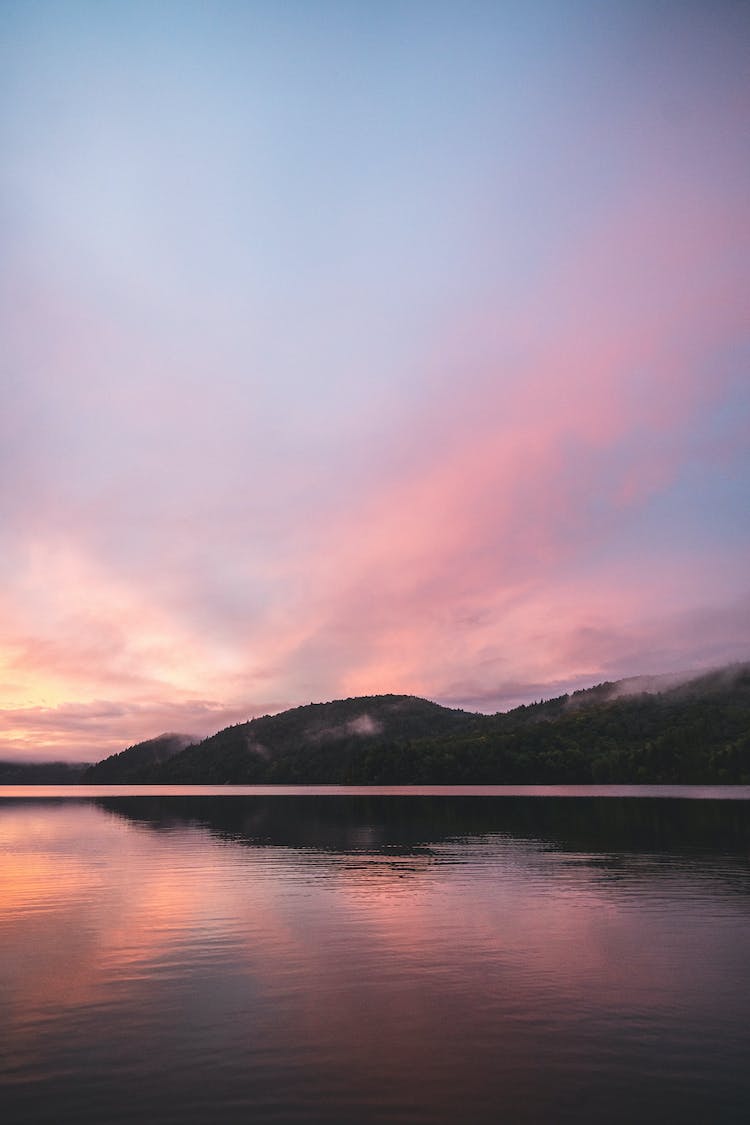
<box><xmin>1</xmin><ymin>0</ymin><xmax>748</xmax><ymax>761</ymax></box>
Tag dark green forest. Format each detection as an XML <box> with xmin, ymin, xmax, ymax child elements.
<box><xmin>81</xmin><ymin>664</ymin><xmax>750</xmax><ymax>785</ymax></box>
<box><xmin>79</xmin><ymin>733</ymin><xmax>192</xmax><ymax>783</ymax></box>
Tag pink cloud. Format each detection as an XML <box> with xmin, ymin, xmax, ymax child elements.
<box><xmin>255</xmin><ymin>174</ymin><xmax>748</xmax><ymax>706</ymax></box>
<box><xmin>1</xmin><ymin>105</ymin><xmax>747</xmax><ymax>757</ymax></box>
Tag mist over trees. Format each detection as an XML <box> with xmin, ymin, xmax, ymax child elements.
<box><xmin>80</xmin><ymin>665</ymin><xmax>750</xmax><ymax>785</ymax></box>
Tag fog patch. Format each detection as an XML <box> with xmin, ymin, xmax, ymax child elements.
<box><xmin>347</xmin><ymin>714</ymin><xmax>381</xmax><ymax>736</ymax></box>
<box><xmin>245</xmin><ymin>734</ymin><xmax>270</xmax><ymax>758</ymax></box>
<box><xmin>306</xmin><ymin>713</ymin><xmax>383</xmax><ymax>742</ymax></box>
<box><xmin>607</xmin><ymin>670</ymin><xmax>704</xmax><ymax>700</ymax></box>
<box><xmin>567</xmin><ymin>662</ymin><xmax>750</xmax><ymax>708</ymax></box>
<box><xmin>158</xmin><ymin>733</ymin><xmax>195</xmax><ymax>751</ymax></box>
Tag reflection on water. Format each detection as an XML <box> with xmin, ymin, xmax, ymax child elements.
<box><xmin>1</xmin><ymin>793</ymin><xmax>749</xmax><ymax>1124</ymax></box>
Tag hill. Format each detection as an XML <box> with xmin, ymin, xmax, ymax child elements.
<box><xmin>82</xmin><ymin>695</ymin><xmax>479</xmax><ymax>784</ymax></box>
<box><xmin>83</xmin><ymin>733</ymin><xmax>195</xmax><ymax>783</ymax></box>
<box><xmin>80</xmin><ymin>665</ymin><xmax>750</xmax><ymax>784</ymax></box>
<box><xmin>434</xmin><ymin>663</ymin><xmax>750</xmax><ymax>784</ymax></box>
<box><xmin>155</xmin><ymin>695</ymin><xmax>479</xmax><ymax>783</ymax></box>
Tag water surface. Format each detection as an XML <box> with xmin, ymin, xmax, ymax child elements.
<box><xmin>1</xmin><ymin>788</ymin><xmax>749</xmax><ymax>1123</ymax></box>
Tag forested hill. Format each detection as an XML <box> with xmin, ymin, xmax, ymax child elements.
<box><xmin>80</xmin><ymin>665</ymin><xmax>750</xmax><ymax>784</ymax></box>
<box><xmin>84</xmin><ymin>696</ymin><xmax>478</xmax><ymax>785</ymax></box>
<box><xmin>83</xmin><ymin>733</ymin><xmax>194</xmax><ymax>783</ymax></box>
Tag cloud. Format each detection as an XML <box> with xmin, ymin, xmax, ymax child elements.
<box><xmin>0</xmin><ymin>2</ymin><xmax>747</xmax><ymax>757</ymax></box>
<box><xmin>306</xmin><ymin>713</ymin><xmax>383</xmax><ymax>744</ymax></box>
<box><xmin>0</xmin><ymin>698</ymin><xmax>281</xmax><ymax>763</ymax></box>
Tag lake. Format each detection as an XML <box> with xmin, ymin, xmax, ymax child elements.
<box><xmin>1</xmin><ymin>786</ymin><xmax>749</xmax><ymax>1124</ymax></box>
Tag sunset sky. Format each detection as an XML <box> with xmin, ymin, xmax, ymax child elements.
<box><xmin>2</xmin><ymin>0</ymin><xmax>748</xmax><ymax>761</ymax></box>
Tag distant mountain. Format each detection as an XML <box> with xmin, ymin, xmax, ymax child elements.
<box><xmin>83</xmin><ymin>733</ymin><xmax>195</xmax><ymax>783</ymax></box>
<box><xmin>78</xmin><ymin>665</ymin><xmax>750</xmax><ymax>784</ymax></box>
<box><xmin>0</xmin><ymin>760</ymin><xmax>90</xmax><ymax>784</ymax></box>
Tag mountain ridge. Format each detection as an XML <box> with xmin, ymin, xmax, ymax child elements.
<box><xmin>79</xmin><ymin>663</ymin><xmax>750</xmax><ymax>785</ymax></box>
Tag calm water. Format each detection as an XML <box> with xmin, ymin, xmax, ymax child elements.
<box><xmin>1</xmin><ymin>787</ymin><xmax>749</xmax><ymax>1124</ymax></box>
